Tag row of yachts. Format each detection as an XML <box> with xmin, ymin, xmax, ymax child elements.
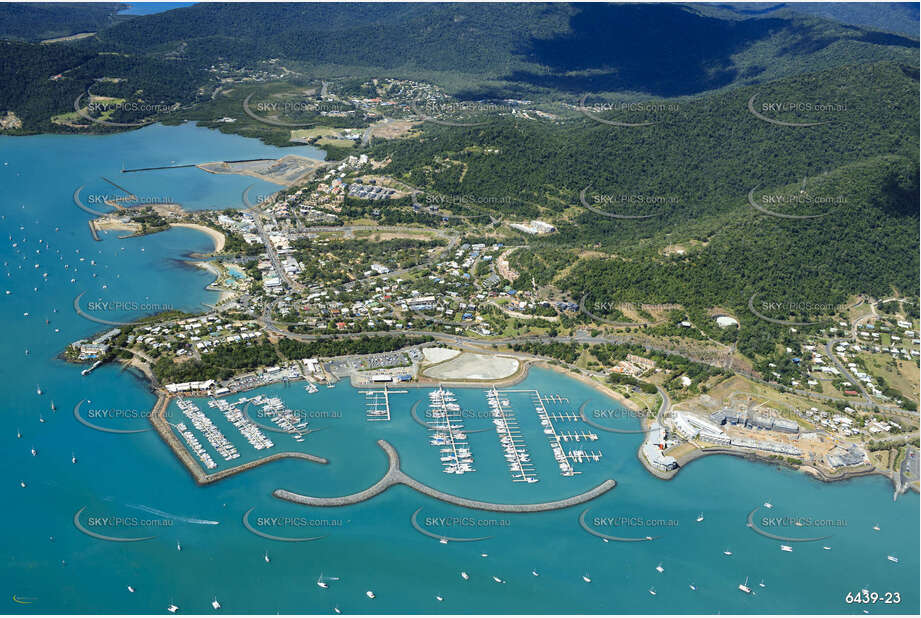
<box><xmin>247</xmin><ymin>394</ymin><xmax>309</xmax><ymax>441</ymax></box>
<box><xmin>208</xmin><ymin>398</ymin><xmax>274</xmax><ymax>451</ymax></box>
<box><xmin>428</xmin><ymin>387</ymin><xmax>474</xmax><ymax>474</ymax></box>
<box><xmin>487</xmin><ymin>389</ymin><xmax>538</xmax><ymax>483</ymax></box>
<box><xmin>176</xmin><ymin>399</ymin><xmax>239</xmax><ymax>463</ymax></box>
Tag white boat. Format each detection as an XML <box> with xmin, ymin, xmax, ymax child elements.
<box><xmin>582</xmin><ymin>574</ymin><xmax>591</xmax><ymax>583</ymax></box>
<box><xmin>887</xmin><ymin>555</ymin><xmax>899</xmax><ymax>563</ymax></box>
<box><xmin>176</xmin><ymin>541</ymin><xmax>181</xmax><ymax>551</ymax></box>
<box><xmin>823</xmin><ymin>546</ymin><xmax>831</xmax><ymax>550</ymax></box>
<box><xmin>649</xmin><ymin>587</ymin><xmax>656</xmax><ymax>596</ymax></box>
<box><xmin>763</xmin><ymin>501</ymin><xmax>773</xmax><ymax>509</ymax></box>
<box><xmin>167</xmin><ymin>604</ymin><xmax>179</xmax><ymax>613</ymax></box>
<box><xmin>127</xmin><ymin>586</ymin><xmax>135</xmax><ymax>593</ymax></box>
<box><xmin>333</xmin><ymin>607</ymin><xmax>340</xmax><ymax>614</ymax></box>
<box><xmin>365</xmin><ymin>590</ymin><xmax>375</xmax><ymax>599</ymax></box>
<box><xmin>72</xmin><ymin>453</ymin><xmax>77</xmax><ymax>464</ymax></box>
<box><xmin>439</xmin><ymin>538</ymin><xmax>448</xmax><ymax>544</ymax></box>
<box><xmin>872</xmin><ymin>524</ymin><xmax>880</xmax><ymax>531</ymax></box>
<box><xmin>460</xmin><ymin>572</ymin><xmax>469</xmax><ymax>580</ymax></box>
<box><xmin>36</xmin><ymin>385</ymin><xmax>42</xmax><ymax>395</ymax></box>
<box><xmin>780</xmin><ymin>545</ymin><xmax>793</xmax><ymax>552</ymax></box>
<box><xmin>655</xmin><ymin>563</ymin><xmax>664</xmax><ymax>573</ymax></box>
<box><xmin>211</xmin><ymin>598</ymin><xmax>221</xmax><ymax>610</ymax></box>
<box><xmin>696</xmin><ymin>513</ymin><xmax>704</xmax><ymax>522</ymax></box>
<box><xmin>481</xmin><ymin>553</ymin><xmax>488</xmax><ymax>558</ymax></box>
<box><xmin>531</xmin><ymin>570</ymin><xmax>539</xmax><ymax>577</ymax></box>
<box><xmin>739</xmin><ymin>577</ymin><xmax>752</xmax><ymax>594</ymax></box>
<box><xmin>689</xmin><ymin>583</ymin><xmax>696</xmax><ymax>591</ymax></box>
<box><xmin>264</xmin><ymin>551</ymin><xmax>270</xmax><ymax>563</ymax></box>
<box><xmin>435</xmin><ymin>596</ymin><xmax>443</xmax><ymax>602</ymax></box>
<box><xmin>723</xmin><ymin>549</ymin><xmax>733</xmax><ymax>556</ymax></box>
<box><xmin>16</xmin><ymin>429</ymin><xmax>21</xmax><ymax>439</ymax></box>
<box><xmin>492</xmin><ymin>576</ymin><xmax>504</xmax><ymax>584</ymax></box>
<box><xmin>31</xmin><ymin>447</ymin><xmax>36</xmax><ymax>456</ymax></box>
<box><xmin>20</xmin><ymin>481</ymin><xmax>26</xmax><ymax>488</ymax></box>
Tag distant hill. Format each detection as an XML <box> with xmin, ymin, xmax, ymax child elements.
<box><xmin>0</xmin><ymin>2</ymin><xmax>127</xmax><ymax>42</ymax></box>
<box><xmin>698</xmin><ymin>2</ymin><xmax>920</xmax><ymax>37</ymax></box>
<box><xmin>0</xmin><ymin>2</ymin><xmax>917</xmax><ymax>133</ymax></box>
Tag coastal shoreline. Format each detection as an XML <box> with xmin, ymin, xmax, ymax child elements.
<box><xmin>170</xmin><ymin>222</ymin><xmax>226</xmax><ymax>253</ymax></box>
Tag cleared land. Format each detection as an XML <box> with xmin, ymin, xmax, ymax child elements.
<box><xmin>423</xmin><ymin>352</ymin><xmax>519</xmax><ymax>380</ymax></box>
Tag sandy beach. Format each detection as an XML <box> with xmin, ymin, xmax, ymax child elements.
<box><xmin>171</xmin><ymin>222</ymin><xmax>226</xmax><ymax>252</ymax></box>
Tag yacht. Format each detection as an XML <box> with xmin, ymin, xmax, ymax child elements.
<box><xmin>31</xmin><ymin>447</ymin><xmax>36</xmax><ymax>456</ymax></box>
<box><xmin>16</xmin><ymin>428</ymin><xmax>21</xmax><ymax>439</ymax></box>
<box><xmin>759</xmin><ymin>580</ymin><xmax>766</xmax><ymax>588</ymax></box>
<box><xmin>72</xmin><ymin>453</ymin><xmax>77</xmax><ymax>464</ymax></box>
<box><xmin>264</xmin><ymin>552</ymin><xmax>270</xmax><ymax>563</ymax></box>
<box><xmin>492</xmin><ymin>576</ymin><xmax>504</xmax><ymax>584</ymax></box>
<box><xmin>689</xmin><ymin>584</ymin><xmax>696</xmax><ymax>591</ymax></box>
<box><xmin>763</xmin><ymin>501</ymin><xmax>773</xmax><ymax>509</ymax></box>
<box><xmin>531</xmin><ymin>570</ymin><xmax>539</xmax><ymax>577</ymax></box>
<box><xmin>365</xmin><ymin>591</ymin><xmax>375</xmax><ymax>599</ymax></box>
<box><xmin>211</xmin><ymin>598</ymin><xmax>221</xmax><ymax>610</ymax></box>
<box><xmin>887</xmin><ymin>555</ymin><xmax>899</xmax><ymax>563</ymax></box>
<box><xmin>872</xmin><ymin>524</ymin><xmax>880</xmax><ymax>531</ymax></box>
<box><xmin>36</xmin><ymin>385</ymin><xmax>42</xmax><ymax>395</ymax></box>
<box><xmin>127</xmin><ymin>586</ymin><xmax>135</xmax><ymax>593</ymax></box>
<box><xmin>333</xmin><ymin>607</ymin><xmax>340</xmax><ymax>614</ymax></box>
<box><xmin>167</xmin><ymin>604</ymin><xmax>179</xmax><ymax>613</ymax></box>
<box><xmin>460</xmin><ymin>572</ymin><xmax>469</xmax><ymax>580</ymax></box>
<box><xmin>176</xmin><ymin>541</ymin><xmax>182</xmax><ymax>551</ymax></box>
<box><xmin>696</xmin><ymin>513</ymin><xmax>704</xmax><ymax>522</ymax></box>
<box><xmin>582</xmin><ymin>575</ymin><xmax>591</xmax><ymax>583</ymax></box>
<box><xmin>649</xmin><ymin>587</ymin><xmax>656</xmax><ymax>596</ymax></box>
<box><xmin>435</xmin><ymin>596</ymin><xmax>443</xmax><ymax>602</ymax></box>
<box><xmin>655</xmin><ymin>563</ymin><xmax>664</xmax><ymax>573</ymax></box>
<box><xmin>780</xmin><ymin>545</ymin><xmax>793</xmax><ymax>552</ymax></box>
<box><xmin>823</xmin><ymin>546</ymin><xmax>831</xmax><ymax>550</ymax></box>
<box><xmin>723</xmin><ymin>549</ymin><xmax>733</xmax><ymax>556</ymax></box>
<box><xmin>739</xmin><ymin>577</ymin><xmax>752</xmax><ymax>594</ymax></box>
<box><xmin>20</xmin><ymin>481</ymin><xmax>26</xmax><ymax>488</ymax></box>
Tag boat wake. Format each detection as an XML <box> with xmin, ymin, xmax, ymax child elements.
<box><xmin>127</xmin><ymin>504</ymin><xmax>220</xmax><ymax>526</ymax></box>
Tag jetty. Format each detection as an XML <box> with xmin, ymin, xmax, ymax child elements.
<box><xmin>274</xmin><ymin>440</ymin><xmax>616</xmax><ymax>513</ymax></box>
<box><xmin>362</xmin><ymin>385</ymin><xmax>406</xmax><ymax>421</ymax></box>
<box><xmin>486</xmin><ymin>387</ymin><xmax>538</xmax><ymax>483</ymax></box>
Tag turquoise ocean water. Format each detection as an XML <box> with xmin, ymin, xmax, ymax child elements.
<box><xmin>1</xmin><ymin>124</ymin><xmax>917</xmax><ymax>614</ymax></box>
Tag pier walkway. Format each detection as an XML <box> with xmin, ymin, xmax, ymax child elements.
<box><xmin>274</xmin><ymin>440</ymin><xmax>616</xmax><ymax>513</ymax></box>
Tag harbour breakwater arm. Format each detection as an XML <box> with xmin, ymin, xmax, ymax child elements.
<box><xmin>274</xmin><ymin>440</ymin><xmax>616</xmax><ymax>513</ymax></box>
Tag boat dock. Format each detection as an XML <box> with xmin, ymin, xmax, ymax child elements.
<box><xmin>362</xmin><ymin>386</ymin><xmax>407</xmax><ymax>421</ymax></box>
<box><xmin>486</xmin><ymin>387</ymin><xmax>537</xmax><ymax>483</ymax></box>
<box><xmin>548</xmin><ymin>412</ymin><xmax>580</xmax><ymax>422</ymax></box>
<box><xmin>503</xmin><ymin>389</ymin><xmax>603</xmax><ymax>476</ymax></box>
<box><xmin>427</xmin><ymin>387</ymin><xmax>475</xmax><ymax>475</ymax></box>
<box><xmin>176</xmin><ymin>398</ymin><xmax>239</xmax><ymax>462</ymax></box>
<box><xmin>245</xmin><ymin>395</ymin><xmax>308</xmax><ymax>442</ymax></box>
<box><xmin>208</xmin><ymin>398</ymin><xmax>274</xmax><ymax>451</ymax></box>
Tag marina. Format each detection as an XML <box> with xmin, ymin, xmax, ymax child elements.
<box><xmin>486</xmin><ymin>387</ymin><xmax>537</xmax><ymax>483</ymax></box>
<box><xmin>245</xmin><ymin>395</ymin><xmax>308</xmax><ymax>442</ymax></box>
<box><xmin>498</xmin><ymin>389</ymin><xmax>603</xmax><ymax>477</ymax></box>
<box><xmin>208</xmin><ymin>397</ymin><xmax>274</xmax><ymax>451</ymax></box>
<box><xmin>176</xmin><ymin>398</ymin><xmax>239</xmax><ymax>462</ymax></box>
<box><xmin>426</xmin><ymin>386</ymin><xmax>475</xmax><ymax>475</ymax></box>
